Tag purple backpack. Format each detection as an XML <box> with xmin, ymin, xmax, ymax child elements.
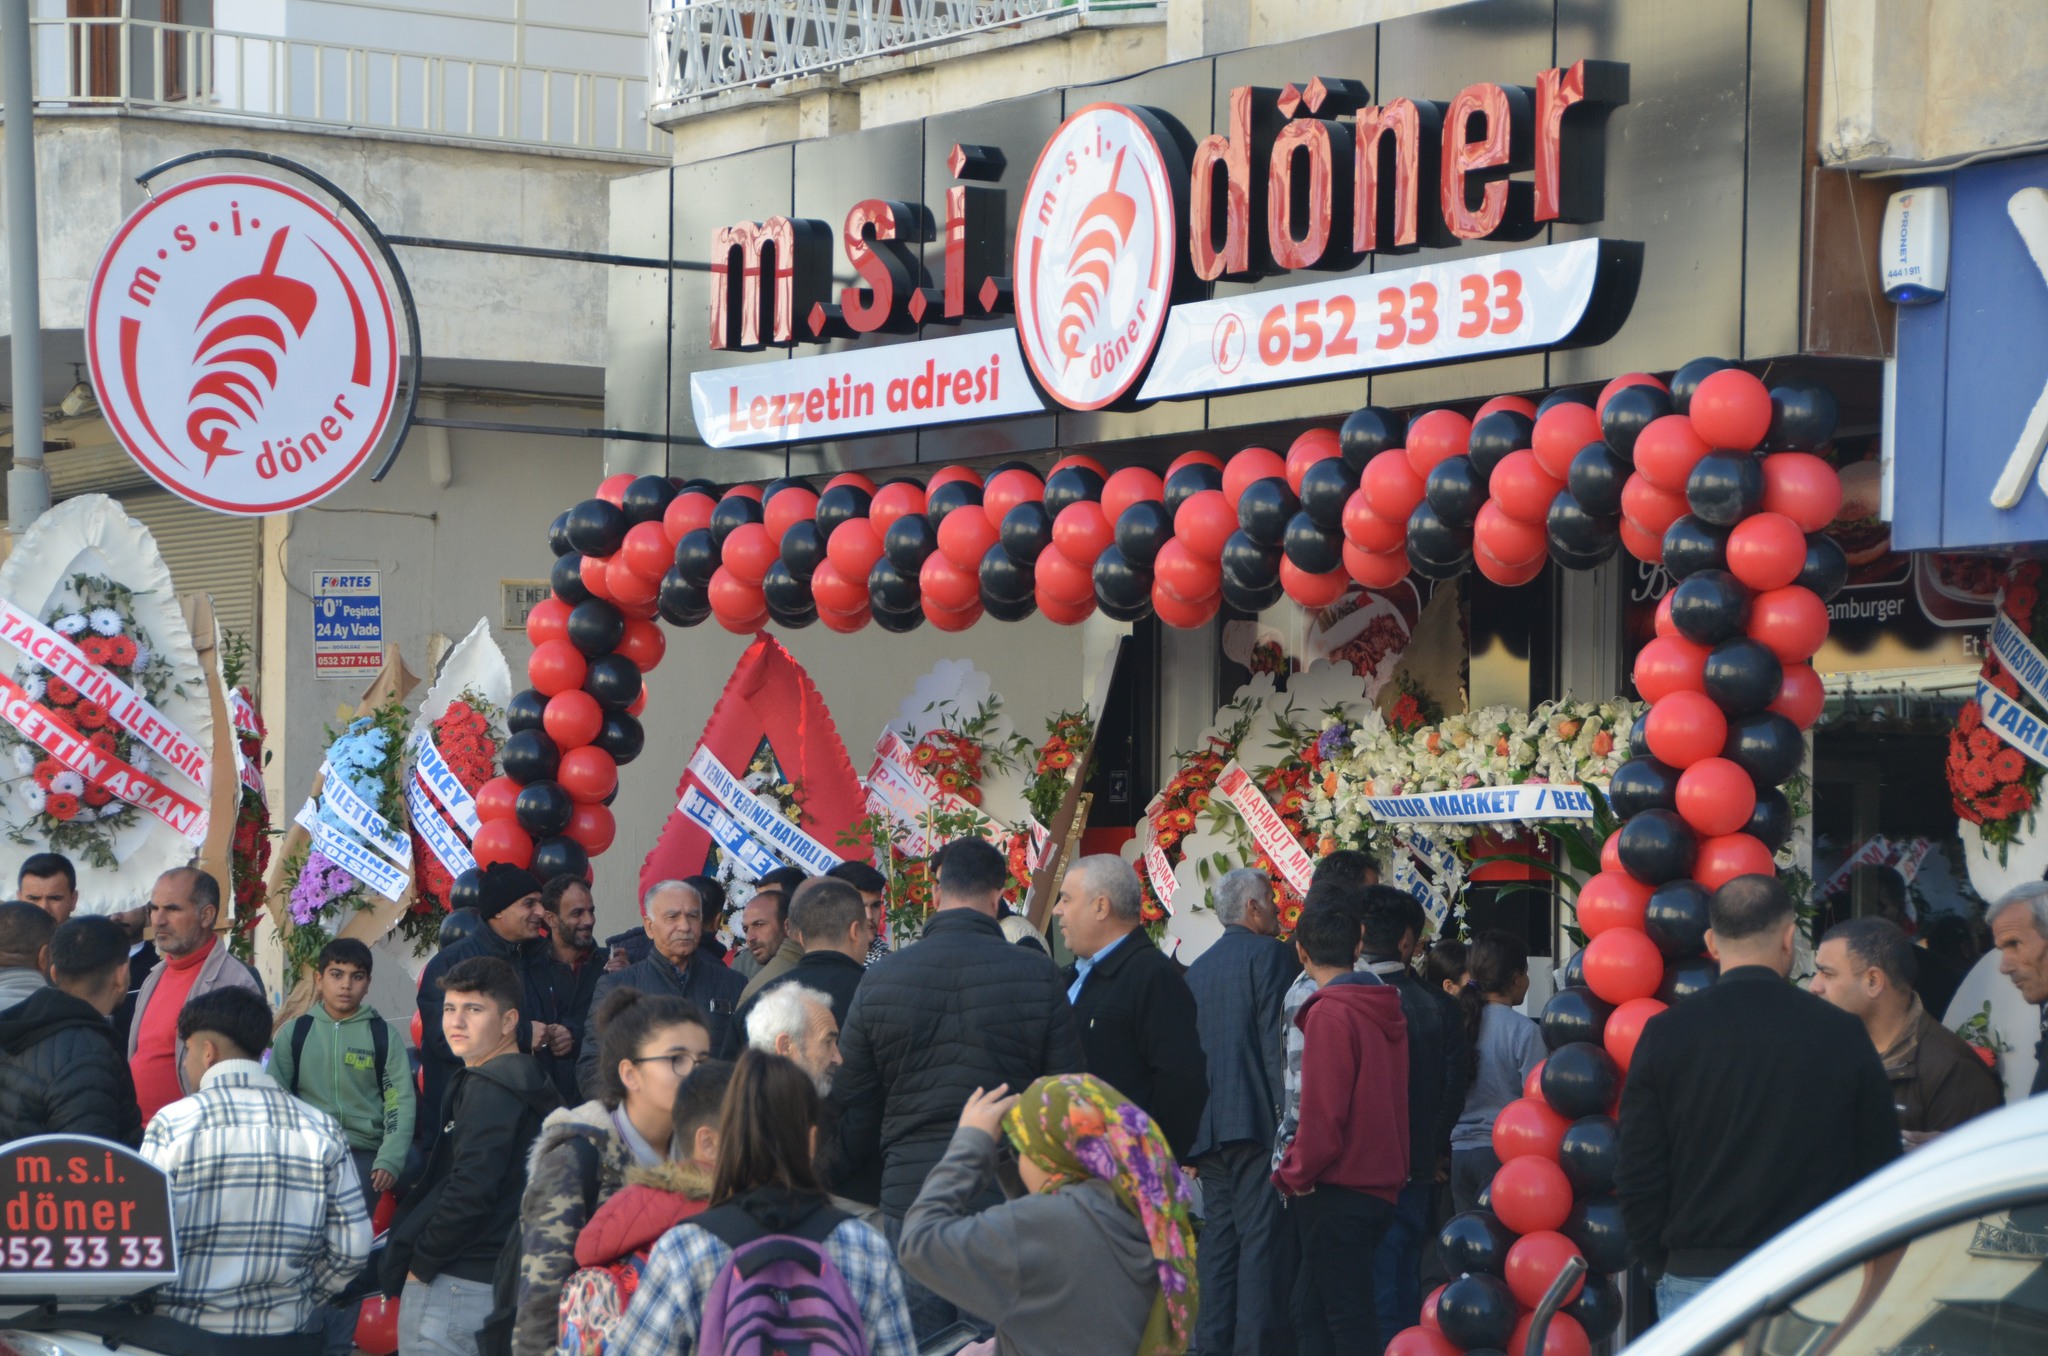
<box><xmin>694</xmin><ymin>1201</ymin><xmax>869</xmax><ymax>1356</ymax></box>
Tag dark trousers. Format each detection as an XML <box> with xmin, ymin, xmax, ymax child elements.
<box><xmin>1290</xmin><ymin>1185</ymin><xmax>1395</xmax><ymax>1356</ymax></box>
<box><xmin>1194</xmin><ymin>1143</ymin><xmax>1294</xmax><ymax>1356</ymax></box>
<box><xmin>1371</xmin><ymin>1179</ymin><xmax>1434</xmax><ymax>1350</ymax></box>
<box><xmin>1450</xmin><ymin>1146</ymin><xmax>1502</xmax><ymax>1216</ymax></box>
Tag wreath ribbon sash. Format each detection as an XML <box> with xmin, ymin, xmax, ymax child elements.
<box><xmin>678</xmin><ymin>784</ymin><xmax>781</xmax><ymax>877</ymax></box>
<box><xmin>0</xmin><ymin>673</ymin><xmax>208</xmax><ymax>842</ymax></box>
<box><xmin>319</xmin><ymin>760</ymin><xmax>411</xmax><ymax>867</ymax></box>
<box><xmin>409</xmin><ymin>729</ymin><xmax>482</xmax><ymax>837</ymax></box>
<box><xmin>407</xmin><ymin>773</ymin><xmax>477</xmax><ymax>878</ymax></box>
<box><xmin>295</xmin><ymin>795</ymin><xmax>409</xmax><ymax>900</ymax></box>
<box><xmin>686</xmin><ymin>745</ymin><xmax>844</xmax><ymax>875</ymax></box>
<box><xmin>1215</xmin><ymin>760</ymin><xmax>1316</xmax><ymax>893</ymax></box>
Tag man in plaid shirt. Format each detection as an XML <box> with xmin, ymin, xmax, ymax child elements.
<box><xmin>141</xmin><ymin>987</ymin><xmax>370</xmax><ymax>1338</ymax></box>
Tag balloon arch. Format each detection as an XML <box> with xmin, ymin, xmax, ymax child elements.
<box><xmin>471</xmin><ymin>357</ymin><xmax>1843</xmax><ymax>1354</ymax></box>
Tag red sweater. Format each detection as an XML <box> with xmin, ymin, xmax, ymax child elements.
<box><xmin>1273</xmin><ymin>974</ymin><xmax>1410</xmax><ymax>1203</ymax></box>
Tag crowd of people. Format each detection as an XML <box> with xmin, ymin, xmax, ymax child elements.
<box><xmin>0</xmin><ymin>840</ymin><xmax>2044</xmax><ymax>1356</ymax></box>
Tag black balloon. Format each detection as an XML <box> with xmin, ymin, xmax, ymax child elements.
<box><xmin>1702</xmin><ymin>637</ymin><xmax>1784</xmax><ymax>717</ymax></box>
<box><xmin>1237</xmin><ymin>477</ymin><xmax>1299</xmax><ymax>547</ymax></box>
<box><xmin>1608</xmin><ymin>757</ymin><xmax>1681</xmax><ymax>819</ymax></box>
<box><xmin>1340</xmin><ymin>406</ymin><xmax>1407</xmax><ymax>475</ymax></box>
<box><xmin>708</xmin><ymin>494</ymin><xmax>762</xmax><ymax>547</ymax></box>
<box><xmin>1537</xmin><ymin>388</ymin><xmax>1597</xmax><ymax>417</ymax></box>
<box><xmin>1568</xmin><ymin>442</ymin><xmax>1629</xmax><ymax>516</ymax></box>
<box><xmin>814</xmin><ymin>485</ymin><xmax>872</xmax><ymax>537</ymax></box>
<box><xmin>1164</xmin><ymin>462</ymin><xmax>1225</xmax><ymax>516</ymax></box>
<box><xmin>583</xmin><ymin>654</ymin><xmax>642</xmax><ymax>711</ymax></box>
<box><xmin>1568</xmin><ymin>1273</ymin><xmax>1624</xmax><ymax>1343</ymax></box>
<box><xmin>883</xmin><ymin>514</ymin><xmax>937</xmax><ymax>574</ymax></box>
<box><xmin>1659</xmin><ymin>956</ymin><xmax>1720</xmax><ymax>1003</ymax></box>
<box><xmin>1767</xmin><ymin>383</ymin><xmax>1839</xmax><ymax>451</ymax></box>
<box><xmin>548</xmin><ymin>510</ymin><xmax>574</xmax><ymax>558</ymax></box>
<box><xmin>1426</xmin><ymin>456</ymin><xmax>1488</xmax><ymax>527</ymax></box>
<box><xmin>1669</xmin><ymin>569</ymin><xmax>1751</xmax><ymax>646</ymax></box>
<box><xmin>673</xmin><ymin>528</ymin><xmax>720</xmax><ymax>588</ymax></box>
<box><xmin>1282</xmin><ymin>513</ymin><xmax>1344</xmax><ymax>575</ymax></box>
<box><xmin>1550</xmin><ymin>533</ymin><xmax>1618</xmax><ymax>571</ymax></box>
<box><xmin>1686</xmin><ymin>451</ymin><xmax>1765</xmax><ymax>526</ymax></box>
<box><xmin>657</xmin><ymin>569</ymin><xmax>710</xmax><ymax>626</ymax></box>
<box><xmin>1043</xmin><ymin>466</ymin><xmax>1105</xmax><ymax>516</ymax></box>
<box><xmin>1798</xmin><ymin>534</ymin><xmax>1849</xmax><ymax>602</ymax></box>
<box><xmin>981</xmin><ymin>589</ymin><xmax>1038</xmax><ymax>622</ymax></box>
<box><xmin>447</xmin><ymin>871</ymin><xmax>485</xmax><ymax>914</ymax></box>
<box><xmin>1437</xmin><ymin>1211</ymin><xmax>1514</xmax><ymax>1277</ymax></box>
<box><xmin>1746</xmin><ymin>786</ymin><xmax>1793</xmax><ymax>852</ymax></box>
<box><xmin>762</xmin><ymin>561</ymin><xmax>816</xmax><ymax>629</ymax></box>
<box><xmin>1114</xmin><ymin>500</ymin><xmax>1173</xmax><ymax>568</ymax></box>
<box><xmin>1000</xmin><ymin>501</ymin><xmax>1054</xmax><ymax>564</ymax></box>
<box><xmin>505</xmin><ymin>688</ymin><xmax>547</xmax><ymax>735</ymax></box>
<box><xmin>551</xmin><ymin>552</ymin><xmax>592</xmax><ymax>606</ymax></box>
<box><xmin>597</xmin><ymin>711</ymin><xmax>646</xmax><ymax>764</ymax></box>
<box><xmin>1644</xmin><ymin>880</ymin><xmax>1712</xmax><ymax>958</ymax></box>
<box><xmin>531</xmin><ymin>835</ymin><xmax>590</xmax><ymax>884</ymax></box>
<box><xmin>1221</xmin><ymin>572</ymin><xmax>1286</xmax><ymax>613</ymax></box>
<box><xmin>677</xmin><ymin>478</ymin><xmax>718</xmax><ymax>495</ymax></box>
<box><xmin>1629</xmin><ymin>708</ymin><xmax>1651</xmax><ymax>754</ymax></box>
<box><xmin>1438</xmin><ymin>1275</ymin><xmax>1517</xmax><ymax>1353</ymax></box>
<box><xmin>620</xmin><ymin>474</ymin><xmax>677</xmax><ymax>525</ymax></box>
<box><xmin>565</xmin><ymin>498</ymin><xmax>628</xmax><ymax>557</ymax></box>
<box><xmin>1299</xmin><ymin>457</ymin><xmax>1355</xmax><ymax>530</ymax></box>
<box><xmin>1601</xmin><ymin>383</ymin><xmax>1675</xmax><ymax>462</ymax></box>
<box><xmin>1670</xmin><ymin>357</ymin><xmax>1735</xmax><ymax>413</ymax></box>
<box><xmin>1540</xmin><ymin>986</ymin><xmax>1614</xmax><ymax>1052</ymax></box>
<box><xmin>760</xmin><ymin>477</ymin><xmax>804</xmax><ymax>506</ymax></box>
<box><xmin>1408</xmin><ymin>544</ymin><xmax>1474</xmax><ymax>581</ymax></box>
<box><xmin>1093</xmin><ymin>545</ymin><xmax>1153</xmax><ymax>618</ymax></box>
<box><xmin>1221</xmin><ymin>531</ymin><xmax>1283</xmax><ymax>588</ymax></box>
<box><xmin>1661</xmin><ymin>515</ymin><xmax>1731</xmax><ymax>582</ymax></box>
<box><xmin>780</xmin><ymin>520</ymin><xmax>827</xmax><ymax>580</ymax></box>
<box><xmin>1468</xmin><ymin>411</ymin><xmax>1536</xmax><ymax>480</ymax></box>
<box><xmin>869</xmin><ymin>557</ymin><xmax>921</xmax><ymax>614</ymax></box>
<box><xmin>1559</xmin><ymin>1115</ymin><xmax>1620</xmax><ymax>1194</ymax></box>
<box><xmin>1406</xmin><ymin>501</ymin><xmax>1472</xmax><ymax>569</ymax></box>
<box><xmin>1547</xmin><ymin>491</ymin><xmax>1618</xmax><ymax>561</ymax></box>
<box><xmin>1618</xmin><ymin>809</ymin><xmax>1699</xmax><ymax>885</ymax></box>
<box><xmin>1564</xmin><ymin>1195</ymin><xmax>1632</xmax><ymax>1274</ymax></box>
<box><xmin>1560</xmin><ymin>948</ymin><xmax>1586</xmax><ymax>989</ymax></box>
<box><xmin>1541</xmin><ymin>1041</ymin><xmax>1620</xmax><ymax>1120</ymax></box>
<box><xmin>926</xmin><ymin>479</ymin><xmax>983</xmax><ymax>526</ymax></box>
<box><xmin>979</xmin><ymin>543</ymin><xmax>1033</xmax><ymax>605</ymax></box>
<box><xmin>514</xmin><ymin>781</ymin><xmax>574</xmax><ymax>838</ymax></box>
<box><xmin>874</xmin><ymin>605</ymin><xmax>926</xmax><ymax>633</ymax></box>
<box><xmin>501</xmin><ymin>729</ymin><xmax>560</xmax><ymax>785</ymax></box>
<box><xmin>1723</xmin><ymin>711</ymin><xmax>1804</xmax><ymax>786</ymax></box>
<box><xmin>565</xmin><ymin>599</ymin><xmax>625</xmax><ymax>658</ymax></box>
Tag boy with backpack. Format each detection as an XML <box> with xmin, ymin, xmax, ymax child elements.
<box><xmin>273</xmin><ymin>938</ymin><xmax>417</xmax><ymax>1204</ymax></box>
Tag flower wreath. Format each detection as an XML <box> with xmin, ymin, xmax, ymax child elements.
<box><xmin>407</xmin><ymin>693</ymin><xmax>501</xmax><ymax>950</ymax></box>
<box><xmin>1947</xmin><ymin>560</ymin><xmax>2043</xmax><ymax>849</ymax></box>
<box><xmin>281</xmin><ymin>698</ymin><xmax>411</xmax><ymax>981</ymax></box>
<box><xmin>222</xmin><ymin>631</ymin><xmax>273</xmax><ymax>958</ymax></box>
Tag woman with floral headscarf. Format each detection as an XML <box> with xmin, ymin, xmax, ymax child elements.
<box><xmin>900</xmin><ymin>1073</ymin><xmax>1198</xmax><ymax>1356</ymax></box>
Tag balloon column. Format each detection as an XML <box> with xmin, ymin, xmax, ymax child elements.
<box><xmin>1387</xmin><ymin>363</ymin><xmax>1841</xmax><ymax>1356</ymax></box>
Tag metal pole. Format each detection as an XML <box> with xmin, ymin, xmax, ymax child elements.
<box><xmin>3</xmin><ymin>0</ymin><xmax>50</xmax><ymax>534</ymax></box>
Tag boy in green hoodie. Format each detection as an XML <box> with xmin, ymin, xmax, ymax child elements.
<box><xmin>271</xmin><ymin>938</ymin><xmax>417</xmax><ymax>1204</ymax></box>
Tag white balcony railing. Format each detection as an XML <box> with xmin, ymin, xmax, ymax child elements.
<box><xmin>652</xmin><ymin>0</ymin><xmax>1159</xmax><ymax>110</ymax></box>
<box><xmin>13</xmin><ymin>15</ymin><xmax>667</xmax><ymax>159</ymax></box>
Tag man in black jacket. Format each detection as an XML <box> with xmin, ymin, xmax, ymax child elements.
<box><xmin>530</xmin><ymin>874</ymin><xmax>604</xmax><ymax>1106</ymax></box>
<box><xmin>0</xmin><ymin>912</ymin><xmax>143</xmax><ymax>1145</ymax></box>
<box><xmin>388</xmin><ymin>957</ymin><xmax>558</xmax><ymax>1355</ymax></box>
<box><xmin>1360</xmin><ymin>886</ymin><xmax>1469</xmax><ymax>1348</ymax></box>
<box><xmin>416</xmin><ymin>863</ymin><xmax>549</xmax><ymax>1141</ymax></box>
<box><xmin>731</xmin><ymin>875</ymin><xmax>872</xmax><ymax>1041</ymax></box>
<box><xmin>1184</xmin><ymin>868</ymin><xmax>1299</xmax><ymax>1356</ymax></box>
<box><xmin>836</xmin><ymin>836</ymin><xmax>1085</xmax><ymax>1341</ymax></box>
<box><xmin>1619</xmin><ymin>874</ymin><xmax>1899</xmax><ymax>1318</ymax></box>
<box><xmin>1055</xmin><ymin>853</ymin><xmax>1209</xmax><ymax>1157</ymax></box>
<box><xmin>579</xmin><ymin>879</ymin><xmax>746</xmax><ymax>1096</ymax></box>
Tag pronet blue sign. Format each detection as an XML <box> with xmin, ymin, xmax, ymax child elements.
<box><xmin>1894</xmin><ymin>153</ymin><xmax>2048</xmax><ymax>551</ymax></box>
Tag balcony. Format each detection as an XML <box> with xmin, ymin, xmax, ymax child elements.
<box><xmin>13</xmin><ymin>14</ymin><xmax>667</xmax><ymax>160</ymax></box>
<box><xmin>651</xmin><ymin>0</ymin><xmax>1160</xmax><ymax>116</ymax></box>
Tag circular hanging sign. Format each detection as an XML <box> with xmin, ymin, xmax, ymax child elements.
<box><xmin>1013</xmin><ymin>103</ymin><xmax>1183</xmax><ymax>411</ymax></box>
<box><xmin>86</xmin><ymin>174</ymin><xmax>398</xmax><ymax>516</ymax></box>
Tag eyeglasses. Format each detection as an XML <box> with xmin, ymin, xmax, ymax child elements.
<box><xmin>630</xmin><ymin>1050</ymin><xmax>705</xmax><ymax>1077</ymax></box>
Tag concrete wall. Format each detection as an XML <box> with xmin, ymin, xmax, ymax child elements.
<box><xmin>1821</xmin><ymin>0</ymin><xmax>2048</xmax><ymax>168</ymax></box>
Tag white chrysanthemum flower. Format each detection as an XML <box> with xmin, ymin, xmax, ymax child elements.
<box><xmin>18</xmin><ymin>674</ymin><xmax>43</xmax><ymax>702</ymax></box>
<box><xmin>89</xmin><ymin>608</ymin><xmax>122</xmax><ymax>636</ymax></box>
<box><xmin>9</xmin><ymin>748</ymin><xmax>31</xmax><ymax>775</ymax></box>
<box><xmin>51</xmin><ymin>771</ymin><xmax>84</xmax><ymax>797</ymax></box>
<box><xmin>73</xmin><ymin>805</ymin><xmax>96</xmax><ymax>823</ymax></box>
<box><xmin>22</xmin><ymin>785</ymin><xmax>45</xmax><ymax>812</ymax></box>
<box><xmin>129</xmin><ymin>749</ymin><xmax>152</xmax><ymax>774</ymax></box>
<box><xmin>54</xmin><ymin>613</ymin><xmax>87</xmax><ymax>636</ymax></box>
<box><xmin>131</xmin><ymin>645</ymin><xmax>152</xmax><ymax>670</ymax></box>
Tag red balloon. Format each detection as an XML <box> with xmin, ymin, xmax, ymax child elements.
<box><xmin>926</xmin><ymin>465</ymin><xmax>981</xmax><ymax>493</ymax></box>
<box><xmin>937</xmin><ymin>503</ymin><xmax>999</xmax><ymax>570</ymax></box>
<box><xmin>528</xmin><ymin>639</ymin><xmax>588</xmax><ymax>697</ymax></box>
<box><xmin>1583</xmin><ymin>927</ymin><xmax>1665</xmax><ymax>1005</ymax></box>
<box><xmin>580</xmin><ymin>553</ymin><xmax>615</xmax><ymax>602</ymax></box>
<box><xmin>1362</xmin><ymin>451</ymin><xmax>1428</xmax><ymax>522</ymax></box>
<box><xmin>1633</xmin><ymin>636</ymin><xmax>1710</xmax><ymax>703</ymax></box>
<box><xmin>1505</xmin><ymin>1231</ymin><xmax>1587</xmax><ymax>1309</ymax></box>
<box><xmin>1690</xmin><ymin>368</ymin><xmax>1773</xmax><ymax>450</ymax></box>
<box><xmin>1490</xmin><ymin>450</ymin><xmax>1564</xmax><ymax>525</ymax></box>
<box><xmin>596</xmin><ymin>473</ymin><xmax>634</xmax><ymax>507</ymax></box>
<box><xmin>1620</xmin><ymin>516</ymin><xmax>1665</xmax><ymax>564</ymax></box>
<box><xmin>1474</xmin><ymin>500</ymin><xmax>1548</xmax><ymax>567</ymax></box>
<box><xmin>924</xmin><ymin>597</ymin><xmax>981</xmax><ymax>631</ymax></box>
<box><xmin>1533</xmin><ymin>402</ymin><xmax>1603</xmax><ymax>480</ymax></box>
<box><xmin>1052</xmin><ymin>502</ymin><xmax>1115</xmax><ymax>564</ymax></box>
<box><xmin>1153</xmin><ymin>582</ymin><xmax>1220</xmax><ymax>629</ymax></box>
<box><xmin>1422</xmin><ymin>1284</ymin><xmax>1447</xmax><ymax>1332</ymax></box>
<box><xmin>1725</xmin><ymin>512</ymin><xmax>1807</xmax><ymax>592</ymax></box>
<box><xmin>1175</xmin><ymin>490</ymin><xmax>1239</xmax><ymax>561</ymax></box>
<box><xmin>663</xmin><ymin>491</ymin><xmax>716</xmax><ymax>546</ymax></box>
<box><xmin>1167</xmin><ymin>449</ymin><xmax>1226</xmax><ymax>478</ymax></box>
<box><xmin>474</xmin><ymin>775</ymin><xmax>520</xmax><ymax>824</ymax></box>
<box><xmin>1771</xmin><ymin>662</ymin><xmax>1824</xmax><ymax>729</ymax></box>
<box><xmin>626</xmin><ymin>688</ymin><xmax>647</xmax><ymax>717</ymax></box>
<box><xmin>611</xmin><ymin>554</ymin><xmax>662</xmax><ymax>607</ymax></box>
<box><xmin>920</xmin><ymin>551</ymin><xmax>981</xmax><ymax>612</ymax></box>
<box><xmin>1475</xmin><ymin>541</ymin><xmax>1546</xmax><ymax>586</ymax></box>
<box><xmin>722</xmin><ymin>483</ymin><xmax>764</xmax><ymax>503</ymax></box>
<box><xmin>1645</xmin><ymin>689</ymin><xmax>1728</xmax><ymax>768</ymax></box>
<box><xmin>1281</xmin><ymin>559</ymin><xmax>1349</xmax><ymax>608</ymax></box>
<box><xmin>823</xmin><ymin>472</ymin><xmax>876</xmax><ymax>496</ymax></box>
<box><xmin>720</xmin><ymin>522</ymin><xmax>777</xmax><ymax>588</ymax></box>
<box><xmin>526</xmin><ymin>596</ymin><xmax>570</xmax><ymax>647</ymax></box>
<box><xmin>565</xmin><ymin>801</ymin><xmax>616</xmax><ymax>855</ymax></box>
<box><xmin>762</xmin><ymin>485</ymin><xmax>819</xmax><ymax>546</ymax></box>
<box><xmin>543</xmin><ymin>690</ymin><xmax>603</xmax><ymax>749</ymax></box>
<box><xmin>1102</xmin><ymin>467</ymin><xmax>1165</xmax><ymax>526</ymax></box>
<box><xmin>1036</xmin><ymin>547</ymin><xmax>1096</xmax><ymax>607</ymax></box>
<box><xmin>1490</xmin><ymin>1156</ymin><xmax>1575</xmax><ymax>1235</ymax></box>
<box><xmin>355</xmin><ymin>1295</ymin><xmax>400</xmax><ymax>1356</ymax></box>
<box><xmin>1633</xmin><ymin>414</ymin><xmax>1713</xmax><ymax>493</ymax></box>
<box><xmin>1345</xmin><ymin>543</ymin><xmax>1410</xmax><ymax>590</ymax></box>
<box><xmin>1510</xmin><ymin>1312</ymin><xmax>1590</xmax><ymax>1356</ymax></box>
<box><xmin>818</xmin><ymin>603</ymin><xmax>872</xmax><ymax>633</ymax></box>
<box><xmin>1405</xmin><ymin>410</ymin><xmax>1473</xmax><ymax>480</ymax></box>
<box><xmin>1600</xmin><ymin>830</ymin><xmax>1623</xmax><ymax>875</ymax></box>
<box><xmin>1597</xmin><ymin>372</ymin><xmax>1668</xmax><ymax>414</ymax></box>
<box><xmin>1654</xmin><ymin>592</ymin><xmax>1677</xmax><ymax>638</ymax></box>
<box><xmin>619</xmin><ymin>521</ymin><xmax>670</xmax><ymax>583</ymax></box>
<box><xmin>811</xmin><ymin>560</ymin><xmax>868</xmax><ymax>615</ymax></box>
<box><xmin>472</xmin><ymin>818</ymin><xmax>534</xmax><ymax>870</ymax></box>
<box><xmin>1155</xmin><ymin>539</ymin><xmax>1222</xmax><ymax>605</ymax></box>
<box><xmin>1604</xmin><ymin>997</ymin><xmax>1667</xmax><ymax>1071</ymax></box>
<box><xmin>559</xmin><ymin>745</ymin><xmax>618</xmax><ymax>804</ymax></box>
<box><xmin>827</xmin><ymin>519</ymin><xmax>886</xmax><ymax>581</ymax></box>
<box><xmin>1748</xmin><ymin>585</ymin><xmax>1829</xmax><ymax>662</ymax></box>
<box><xmin>869</xmin><ymin>481</ymin><xmax>927</xmax><ymax>537</ymax></box>
<box><xmin>1052</xmin><ymin>454</ymin><xmax>1109</xmax><ymax>479</ymax></box>
<box><xmin>616</xmin><ymin>619</ymin><xmax>665</xmax><ymax>672</ymax></box>
<box><xmin>1578</xmin><ymin>871</ymin><xmax>1652</xmax><ymax>937</ymax></box>
<box><xmin>1387</xmin><ymin>1327</ymin><xmax>1461</xmax><ymax>1356</ymax></box>
<box><xmin>1038</xmin><ymin>591</ymin><xmax>1096</xmax><ymax>625</ymax></box>
<box><xmin>1223</xmin><ymin>447</ymin><xmax>1288</xmax><ymax>508</ymax></box>
<box><xmin>1476</xmin><ymin>394</ymin><xmax>1539</xmax><ymax>421</ymax></box>
<box><xmin>1493</xmin><ymin>1096</ymin><xmax>1571</xmax><ymax>1162</ymax></box>
<box><xmin>1524</xmin><ymin>1060</ymin><xmax>1547</xmax><ymax>1102</ymax></box>
<box><xmin>1286</xmin><ymin>427</ymin><xmax>1342</xmax><ymax>492</ymax></box>
<box><xmin>708</xmin><ymin>566</ymin><xmax>767</xmax><ymax>632</ymax></box>
<box><xmin>1676</xmin><ymin>757</ymin><xmax>1758</xmax><ymax>837</ymax></box>
<box><xmin>1760</xmin><ymin>453</ymin><xmax>1843</xmax><ymax>532</ymax></box>
<box><xmin>983</xmin><ymin>469</ymin><xmax>1044</xmax><ymax>529</ymax></box>
<box><xmin>1342</xmin><ymin>490</ymin><xmax>1407</xmax><ymax>553</ymax></box>
<box><xmin>1695</xmin><ymin>832</ymin><xmax>1776</xmax><ymax>891</ymax></box>
<box><xmin>1621</xmin><ymin>473</ymin><xmax>1689</xmax><ymax>537</ymax></box>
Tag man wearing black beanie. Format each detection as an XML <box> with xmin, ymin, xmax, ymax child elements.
<box><xmin>415</xmin><ymin>863</ymin><xmax>549</xmax><ymax>1151</ymax></box>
